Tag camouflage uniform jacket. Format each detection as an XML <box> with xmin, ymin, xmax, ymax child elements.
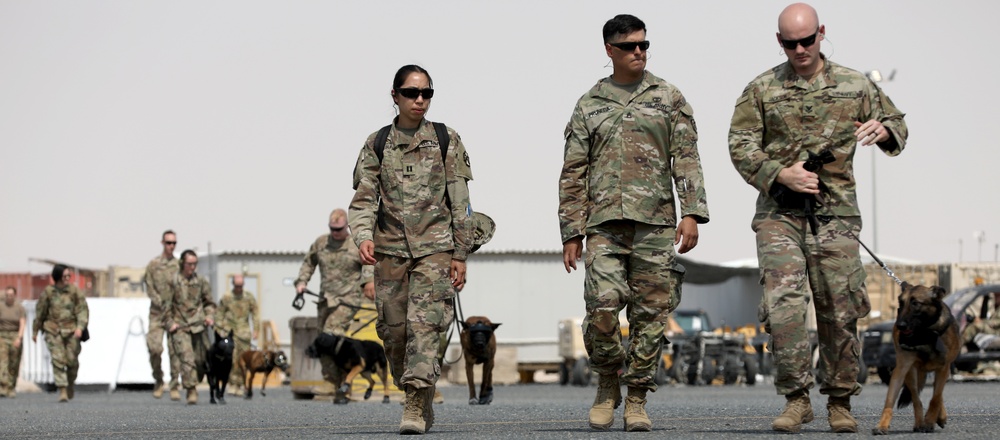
<box><xmin>144</xmin><ymin>254</ymin><xmax>178</xmax><ymax>315</ymax></box>
<box><xmin>728</xmin><ymin>55</ymin><xmax>908</xmax><ymax>216</ymax></box>
<box><xmin>32</xmin><ymin>284</ymin><xmax>89</xmax><ymax>338</ymax></box>
<box><xmin>297</xmin><ymin>234</ymin><xmax>374</xmax><ymax>306</ymax></box>
<box><xmin>217</xmin><ymin>291</ymin><xmax>260</xmax><ymax>340</ymax></box>
<box><xmin>350</xmin><ymin>118</ymin><xmax>475</xmax><ymax>260</ymax></box>
<box><xmin>163</xmin><ymin>273</ymin><xmax>216</xmax><ymax>334</ymax></box>
<box><xmin>559</xmin><ymin>71</ymin><xmax>710</xmax><ymax>243</ymax></box>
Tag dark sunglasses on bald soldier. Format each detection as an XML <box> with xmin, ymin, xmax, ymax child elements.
<box><xmin>779</xmin><ymin>31</ymin><xmax>819</xmax><ymax>50</ymax></box>
<box><xmin>609</xmin><ymin>40</ymin><xmax>650</xmax><ymax>52</ymax></box>
<box><xmin>396</xmin><ymin>88</ymin><xmax>434</xmax><ymax>99</ymax></box>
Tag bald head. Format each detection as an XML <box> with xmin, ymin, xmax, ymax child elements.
<box><xmin>329</xmin><ymin>209</ymin><xmax>347</xmax><ymax>226</ymax></box>
<box><xmin>328</xmin><ymin>208</ymin><xmax>350</xmax><ymax>240</ymax></box>
<box><xmin>778</xmin><ymin>3</ymin><xmax>819</xmax><ymax>35</ymax></box>
<box><xmin>232</xmin><ymin>274</ymin><xmax>244</xmax><ymax>294</ymax></box>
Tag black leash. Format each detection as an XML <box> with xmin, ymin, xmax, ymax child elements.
<box><xmin>816</xmin><ymin>195</ymin><xmax>903</xmax><ymax>286</ymax></box>
<box><xmin>292</xmin><ymin>288</ymin><xmax>377</xmax><ymax>312</ymax></box>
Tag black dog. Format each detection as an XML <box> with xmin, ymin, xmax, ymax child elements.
<box><xmin>460</xmin><ymin>316</ymin><xmax>501</xmax><ymax>405</ymax></box>
<box><xmin>306</xmin><ymin>332</ymin><xmax>390</xmax><ymax>404</ymax></box>
<box><xmin>206</xmin><ymin>329</ymin><xmax>235</xmax><ymax>405</ymax></box>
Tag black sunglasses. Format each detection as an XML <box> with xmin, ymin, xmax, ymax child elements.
<box><xmin>779</xmin><ymin>31</ymin><xmax>818</xmax><ymax>50</ymax></box>
<box><xmin>329</xmin><ymin>226</ymin><xmax>346</xmax><ymax>232</ymax></box>
<box><xmin>396</xmin><ymin>88</ymin><xmax>434</xmax><ymax>99</ymax></box>
<box><xmin>164</xmin><ymin>241</ymin><xmax>177</xmax><ymax>245</ymax></box>
<box><xmin>609</xmin><ymin>40</ymin><xmax>650</xmax><ymax>52</ymax></box>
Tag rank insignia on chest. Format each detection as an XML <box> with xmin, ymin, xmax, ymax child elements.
<box><xmin>404</xmin><ymin>165</ymin><xmax>414</xmax><ymax>176</ymax></box>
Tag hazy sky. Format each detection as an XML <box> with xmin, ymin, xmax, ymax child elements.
<box><xmin>2</xmin><ymin>1</ymin><xmax>998</xmax><ymax>274</ymax></box>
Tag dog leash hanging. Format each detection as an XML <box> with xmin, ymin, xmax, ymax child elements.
<box><xmin>819</xmin><ymin>198</ymin><xmax>903</xmax><ymax>286</ymax></box>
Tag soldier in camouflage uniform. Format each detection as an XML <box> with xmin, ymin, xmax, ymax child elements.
<box><xmin>217</xmin><ymin>274</ymin><xmax>260</xmax><ymax>395</ymax></box>
<box><xmin>164</xmin><ymin>250</ymin><xmax>217</xmax><ymax>405</ymax></box>
<box><xmin>295</xmin><ymin>208</ymin><xmax>374</xmax><ymax>403</ymax></box>
<box><xmin>144</xmin><ymin>229</ymin><xmax>181</xmax><ymax>400</ymax></box>
<box><xmin>559</xmin><ymin>14</ymin><xmax>709</xmax><ymax>432</ymax></box>
<box><xmin>728</xmin><ymin>3</ymin><xmax>908</xmax><ymax>433</ymax></box>
<box><xmin>32</xmin><ymin>264</ymin><xmax>89</xmax><ymax>402</ymax></box>
<box><xmin>350</xmin><ymin>64</ymin><xmax>474</xmax><ymax>435</ymax></box>
<box><xmin>0</xmin><ymin>287</ymin><xmax>26</xmax><ymax>397</ymax></box>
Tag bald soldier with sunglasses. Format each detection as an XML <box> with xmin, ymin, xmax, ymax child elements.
<box><xmin>728</xmin><ymin>3</ymin><xmax>907</xmax><ymax>433</ymax></box>
<box><xmin>559</xmin><ymin>14</ymin><xmax>709</xmax><ymax>432</ymax></box>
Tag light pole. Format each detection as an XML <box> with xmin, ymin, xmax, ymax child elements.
<box><xmin>865</xmin><ymin>69</ymin><xmax>895</xmax><ymax>254</ymax></box>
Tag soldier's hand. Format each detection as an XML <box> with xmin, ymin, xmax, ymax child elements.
<box><xmin>295</xmin><ymin>283</ymin><xmax>305</xmax><ymax>294</ymax></box>
<box><xmin>14</xmin><ymin>338</ymin><xmax>21</xmax><ymax>348</ymax></box>
<box><xmin>675</xmin><ymin>216</ymin><xmax>700</xmax><ymax>254</ymax></box>
<box><xmin>169</xmin><ymin>323</ymin><xmax>178</xmax><ymax>333</ymax></box>
<box><xmin>562</xmin><ymin>237</ymin><xmax>583</xmax><ymax>273</ymax></box>
<box><xmin>205</xmin><ymin>317</ymin><xmax>214</xmax><ymax>327</ymax></box>
<box><xmin>450</xmin><ymin>260</ymin><xmax>466</xmax><ymax>290</ymax></box>
<box><xmin>363</xmin><ymin>282</ymin><xmax>375</xmax><ymax>301</ymax></box>
<box><xmin>776</xmin><ymin>162</ymin><xmax>819</xmax><ymax>194</ymax></box>
<box><xmin>854</xmin><ymin>120</ymin><xmax>888</xmax><ymax>146</ymax></box>
<box><xmin>73</xmin><ymin>328</ymin><xmax>83</xmax><ymax>339</ymax></box>
<box><xmin>359</xmin><ymin>240</ymin><xmax>377</xmax><ymax>265</ymax></box>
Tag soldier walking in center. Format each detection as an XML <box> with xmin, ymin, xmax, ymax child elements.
<box><xmin>728</xmin><ymin>3</ymin><xmax>908</xmax><ymax>433</ymax></box>
<box><xmin>164</xmin><ymin>250</ymin><xmax>216</xmax><ymax>405</ymax></box>
<box><xmin>350</xmin><ymin>64</ymin><xmax>475</xmax><ymax>435</ymax></box>
<box><xmin>559</xmin><ymin>14</ymin><xmax>709</xmax><ymax>432</ymax></box>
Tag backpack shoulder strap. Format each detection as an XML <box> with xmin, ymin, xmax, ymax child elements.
<box><xmin>373</xmin><ymin>124</ymin><xmax>392</xmax><ymax>163</ymax></box>
<box><xmin>432</xmin><ymin>122</ymin><xmax>449</xmax><ymax>163</ymax></box>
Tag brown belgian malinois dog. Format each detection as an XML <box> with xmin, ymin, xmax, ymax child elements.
<box><xmin>460</xmin><ymin>316</ymin><xmax>501</xmax><ymax>405</ymax></box>
<box><xmin>873</xmin><ymin>282</ymin><xmax>960</xmax><ymax>435</ymax></box>
<box><xmin>239</xmin><ymin>350</ymin><xmax>289</xmax><ymax>399</ymax></box>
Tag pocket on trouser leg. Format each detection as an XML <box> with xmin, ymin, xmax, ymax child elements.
<box><xmin>848</xmin><ymin>267</ymin><xmax>870</xmax><ymax>320</ymax></box>
<box><xmin>666</xmin><ymin>263</ymin><xmax>686</xmax><ymax>313</ymax></box>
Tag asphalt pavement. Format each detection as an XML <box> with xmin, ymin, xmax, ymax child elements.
<box><xmin>1</xmin><ymin>379</ymin><xmax>998</xmax><ymax>439</ymax></box>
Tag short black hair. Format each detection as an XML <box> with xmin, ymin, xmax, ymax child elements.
<box><xmin>603</xmin><ymin>14</ymin><xmax>646</xmax><ymax>43</ymax></box>
<box><xmin>52</xmin><ymin>264</ymin><xmax>69</xmax><ymax>282</ymax></box>
<box><xmin>392</xmin><ymin>65</ymin><xmax>433</xmax><ymax>90</ymax></box>
<box><xmin>180</xmin><ymin>249</ymin><xmax>198</xmax><ymax>264</ymax></box>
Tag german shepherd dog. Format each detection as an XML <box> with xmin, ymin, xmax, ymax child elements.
<box><xmin>305</xmin><ymin>333</ymin><xmax>390</xmax><ymax>403</ymax></box>
<box><xmin>460</xmin><ymin>316</ymin><xmax>501</xmax><ymax>405</ymax></box>
<box><xmin>239</xmin><ymin>349</ymin><xmax>289</xmax><ymax>399</ymax></box>
<box><xmin>873</xmin><ymin>282</ymin><xmax>960</xmax><ymax>435</ymax></box>
<box><xmin>206</xmin><ymin>329</ymin><xmax>235</xmax><ymax>405</ymax></box>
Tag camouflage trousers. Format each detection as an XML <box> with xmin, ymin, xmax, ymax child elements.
<box><xmin>228</xmin><ymin>335</ymin><xmax>251</xmax><ymax>388</ymax></box>
<box><xmin>147</xmin><ymin>311</ymin><xmax>180</xmax><ymax>390</ymax></box>
<box><xmin>0</xmin><ymin>331</ymin><xmax>22</xmax><ymax>391</ymax></box>
<box><xmin>42</xmin><ymin>330</ymin><xmax>81</xmax><ymax>388</ymax></box>
<box><xmin>753</xmin><ymin>214</ymin><xmax>869</xmax><ymax>397</ymax></box>
<box><xmin>171</xmin><ymin>329</ymin><xmax>209</xmax><ymax>389</ymax></box>
<box><xmin>317</xmin><ymin>297</ymin><xmax>360</xmax><ymax>386</ymax></box>
<box><xmin>374</xmin><ymin>251</ymin><xmax>454</xmax><ymax>390</ymax></box>
<box><xmin>583</xmin><ymin>220</ymin><xmax>681</xmax><ymax>391</ymax></box>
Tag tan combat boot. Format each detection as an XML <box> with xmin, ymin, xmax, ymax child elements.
<box><xmin>169</xmin><ymin>387</ymin><xmax>181</xmax><ymax>401</ymax></box>
<box><xmin>399</xmin><ymin>386</ymin><xmax>426</xmax><ymax>435</ymax></box>
<box><xmin>7</xmin><ymin>388</ymin><xmax>14</xmax><ymax>398</ymax></box>
<box><xmin>186</xmin><ymin>387</ymin><xmax>198</xmax><ymax>405</ymax></box>
<box><xmin>152</xmin><ymin>381</ymin><xmax>164</xmax><ymax>399</ymax></box>
<box><xmin>433</xmin><ymin>387</ymin><xmax>444</xmax><ymax>404</ymax></box>
<box><xmin>58</xmin><ymin>387</ymin><xmax>69</xmax><ymax>403</ymax></box>
<box><xmin>772</xmin><ymin>390</ymin><xmax>814</xmax><ymax>433</ymax></box>
<box><xmin>827</xmin><ymin>396</ymin><xmax>857</xmax><ymax>433</ymax></box>
<box><xmin>67</xmin><ymin>383</ymin><xmax>75</xmax><ymax>400</ymax></box>
<box><xmin>623</xmin><ymin>387</ymin><xmax>652</xmax><ymax>432</ymax></box>
<box><xmin>589</xmin><ymin>374</ymin><xmax>622</xmax><ymax>431</ymax></box>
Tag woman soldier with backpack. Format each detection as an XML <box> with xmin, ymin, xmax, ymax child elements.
<box><xmin>349</xmin><ymin>64</ymin><xmax>476</xmax><ymax>435</ymax></box>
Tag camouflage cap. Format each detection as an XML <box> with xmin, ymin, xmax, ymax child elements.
<box><xmin>470</xmin><ymin>212</ymin><xmax>495</xmax><ymax>253</ymax></box>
